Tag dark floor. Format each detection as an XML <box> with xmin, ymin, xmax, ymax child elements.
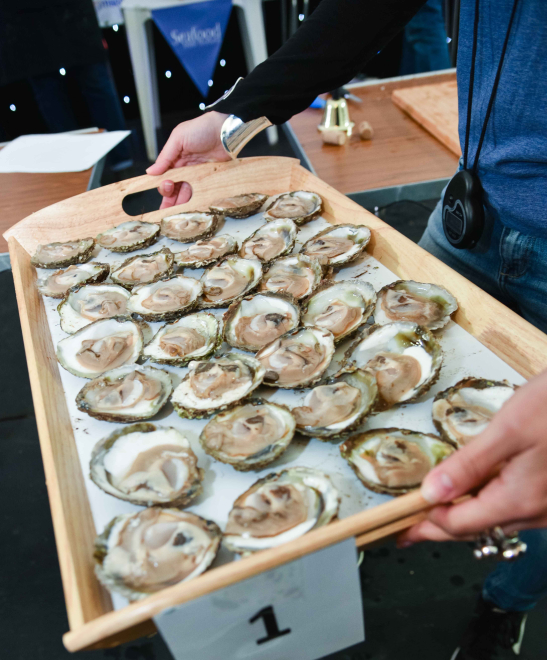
<box><xmin>1</xmin><ymin>121</ymin><xmax>546</xmax><ymax>660</ymax></box>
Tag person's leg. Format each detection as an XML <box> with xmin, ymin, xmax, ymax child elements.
<box><xmin>400</xmin><ymin>0</ymin><xmax>451</xmax><ymax>75</ymax></box>
<box><xmin>28</xmin><ymin>73</ymin><xmax>79</xmax><ymax>133</ymax></box>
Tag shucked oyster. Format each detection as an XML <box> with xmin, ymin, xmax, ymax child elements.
<box><xmin>127</xmin><ymin>275</ymin><xmax>202</xmax><ymax>322</ymax></box>
<box><xmin>302</xmin><ymin>279</ymin><xmax>376</xmax><ymax>342</ymax></box>
<box><xmin>95</xmin><ymin>508</ymin><xmax>220</xmax><ymax>600</ymax></box>
<box><xmin>90</xmin><ymin>423</ymin><xmax>203</xmax><ymax>506</ymax></box>
<box><xmin>31</xmin><ymin>238</ymin><xmax>95</xmax><ymax>269</ymax></box>
<box><xmin>224</xmin><ymin>467</ymin><xmax>339</xmax><ymax>553</ymax></box>
<box><xmin>58</xmin><ymin>283</ymin><xmax>130</xmax><ymax>333</ymax></box>
<box><xmin>160</xmin><ymin>211</ymin><xmax>221</xmax><ymax>243</ymax></box>
<box><xmin>239</xmin><ymin>218</ymin><xmax>297</xmax><ymax>263</ymax></box>
<box><xmin>172</xmin><ymin>352</ymin><xmax>266</xmax><ymax>419</ymax></box>
<box><xmin>300</xmin><ymin>223</ymin><xmax>371</xmax><ymax>266</ymax></box>
<box><xmin>143</xmin><ymin>313</ymin><xmax>221</xmax><ymax>367</ymax></box>
<box><xmin>174</xmin><ymin>235</ymin><xmax>238</xmax><ymax>269</ymax></box>
<box><xmin>37</xmin><ymin>262</ymin><xmax>109</xmax><ymax>299</ymax></box>
<box><xmin>57</xmin><ymin>316</ymin><xmax>148</xmax><ymax>379</ymax></box>
<box><xmin>200</xmin><ymin>256</ymin><xmax>262</xmax><ymax>308</ymax></box>
<box><xmin>292</xmin><ymin>368</ymin><xmax>378</xmax><ymax>440</ymax></box>
<box><xmin>375</xmin><ymin>280</ymin><xmax>458</xmax><ymax>330</ymax></box>
<box><xmin>76</xmin><ymin>365</ymin><xmax>173</xmax><ymax>422</ymax></box>
<box><xmin>263</xmin><ymin>191</ymin><xmax>322</xmax><ymax>225</ymax></box>
<box><xmin>432</xmin><ymin>378</ymin><xmax>517</xmax><ymax>448</ymax></box>
<box><xmin>255</xmin><ymin>326</ymin><xmax>335</xmax><ymax>389</ymax></box>
<box><xmin>200</xmin><ymin>399</ymin><xmax>296</xmax><ymax>471</ymax></box>
<box><xmin>210</xmin><ymin>192</ymin><xmax>268</xmax><ymax>218</ymax></box>
<box><xmin>96</xmin><ymin>221</ymin><xmax>160</xmax><ymax>253</ymax></box>
<box><xmin>259</xmin><ymin>254</ymin><xmax>323</xmax><ymax>300</ymax></box>
<box><xmin>340</xmin><ymin>428</ymin><xmax>454</xmax><ymax>495</ymax></box>
<box><xmin>111</xmin><ymin>248</ymin><xmax>174</xmax><ymax>290</ymax></box>
<box><xmin>224</xmin><ymin>292</ymin><xmax>300</xmax><ymax>352</ymax></box>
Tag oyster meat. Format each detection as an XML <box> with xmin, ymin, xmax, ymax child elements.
<box><xmin>58</xmin><ymin>283</ymin><xmax>130</xmax><ymax>333</ymax></box>
<box><xmin>255</xmin><ymin>326</ymin><xmax>335</xmax><ymax>389</ymax></box>
<box><xmin>302</xmin><ymin>279</ymin><xmax>376</xmax><ymax>342</ymax></box>
<box><xmin>128</xmin><ymin>275</ymin><xmax>202</xmax><ymax>322</ymax></box>
<box><xmin>171</xmin><ymin>352</ymin><xmax>266</xmax><ymax>419</ymax></box>
<box><xmin>300</xmin><ymin>223</ymin><xmax>371</xmax><ymax>266</ymax></box>
<box><xmin>76</xmin><ymin>365</ymin><xmax>173</xmax><ymax>422</ymax></box>
<box><xmin>96</xmin><ymin>221</ymin><xmax>160</xmax><ymax>253</ymax></box>
<box><xmin>110</xmin><ymin>248</ymin><xmax>174</xmax><ymax>289</ymax></box>
<box><xmin>209</xmin><ymin>192</ymin><xmax>268</xmax><ymax>218</ymax></box>
<box><xmin>160</xmin><ymin>211</ymin><xmax>220</xmax><ymax>243</ymax></box>
<box><xmin>432</xmin><ymin>378</ymin><xmax>517</xmax><ymax>448</ymax></box>
<box><xmin>31</xmin><ymin>238</ymin><xmax>95</xmax><ymax>269</ymax></box>
<box><xmin>200</xmin><ymin>399</ymin><xmax>296</xmax><ymax>471</ymax></box>
<box><xmin>340</xmin><ymin>428</ymin><xmax>454</xmax><ymax>495</ymax></box>
<box><xmin>224</xmin><ymin>467</ymin><xmax>339</xmax><ymax>553</ymax></box>
<box><xmin>239</xmin><ymin>218</ymin><xmax>297</xmax><ymax>263</ymax></box>
<box><xmin>56</xmin><ymin>316</ymin><xmax>148</xmax><ymax>379</ymax></box>
<box><xmin>200</xmin><ymin>256</ymin><xmax>262</xmax><ymax>308</ymax></box>
<box><xmin>263</xmin><ymin>191</ymin><xmax>322</xmax><ymax>225</ymax></box>
<box><xmin>174</xmin><ymin>235</ymin><xmax>238</xmax><ymax>269</ymax></box>
<box><xmin>259</xmin><ymin>254</ymin><xmax>323</xmax><ymax>300</ymax></box>
<box><xmin>292</xmin><ymin>368</ymin><xmax>378</xmax><ymax>439</ymax></box>
<box><xmin>375</xmin><ymin>280</ymin><xmax>458</xmax><ymax>330</ymax></box>
<box><xmin>37</xmin><ymin>262</ymin><xmax>109</xmax><ymax>298</ymax></box>
<box><xmin>344</xmin><ymin>322</ymin><xmax>442</xmax><ymax>410</ymax></box>
<box><xmin>95</xmin><ymin>508</ymin><xmax>220</xmax><ymax>600</ymax></box>
<box><xmin>90</xmin><ymin>423</ymin><xmax>203</xmax><ymax>506</ymax></box>
<box><xmin>143</xmin><ymin>313</ymin><xmax>221</xmax><ymax>367</ymax></box>
<box><xmin>224</xmin><ymin>292</ymin><xmax>300</xmax><ymax>352</ymax></box>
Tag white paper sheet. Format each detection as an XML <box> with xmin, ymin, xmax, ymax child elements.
<box><xmin>0</xmin><ymin>131</ymin><xmax>130</xmax><ymax>173</ymax></box>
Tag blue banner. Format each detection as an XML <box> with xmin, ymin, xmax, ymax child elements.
<box><xmin>152</xmin><ymin>1</ymin><xmax>232</xmax><ymax>97</ymax></box>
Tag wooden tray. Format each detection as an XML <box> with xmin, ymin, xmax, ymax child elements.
<box><xmin>5</xmin><ymin>156</ymin><xmax>547</xmax><ymax>652</ymax></box>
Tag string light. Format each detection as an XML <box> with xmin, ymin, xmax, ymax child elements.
<box><xmin>208</xmin><ymin>79</ymin><xmax>213</xmax><ymax>87</ymax></box>
<box><xmin>113</xmin><ymin>24</ymin><xmax>119</xmax><ymax>32</ymax></box>
<box><xmin>446</xmin><ymin>36</ymin><xmax>452</xmax><ymax>43</ymax></box>
<box><xmin>165</xmin><ymin>70</ymin><xmax>172</xmax><ymax>78</ymax></box>
<box><xmin>10</xmin><ymin>104</ymin><xmax>16</xmax><ymax>112</ymax></box>
<box><xmin>220</xmin><ymin>59</ymin><xmax>226</xmax><ymax>67</ymax></box>
<box><xmin>59</xmin><ymin>68</ymin><xmax>66</xmax><ymax>76</ymax></box>
<box><xmin>199</xmin><ymin>103</ymin><xmax>206</xmax><ymax>110</ymax></box>
<box><xmin>123</xmin><ymin>96</ymin><xmax>130</xmax><ymax>104</ymax></box>
<box><xmin>298</xmin><ymin>13</ymin><xmax>305</xmax><ymax>21</ymax></box>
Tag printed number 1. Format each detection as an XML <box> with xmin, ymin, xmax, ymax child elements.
<box><xmin>249</xmin><ymin>605</ymin><xmax>291</xmax><ymax>645</ymax></box>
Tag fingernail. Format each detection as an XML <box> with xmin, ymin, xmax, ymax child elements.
<box><xmin>145</xmin><ymin>166</ymin><xmax>153</xmax><ymax>173</ymax></box>
<box><xmin>421</xmin><ymin>472</ymin><xmax>454</xmax><ymax>504</ymax></box>
<box><xmin>164</xmin><ymin>181</ymin><xmax>174</xmax><ymax>192</ymax></box>
<box><xmin>397</xmin><ymin>541</ymin><xmax>413</xmax><ymax>549</ymax></box>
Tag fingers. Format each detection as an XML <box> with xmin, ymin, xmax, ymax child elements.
<box><xmin>159</xmin><ymin>180</ymin><xmax>175</xmax><ymax>197</ymax></box>
<box><xmin>146</xmin><ymin>131</ymin><xmax>184</xmax><ymax>175</ymax></box>
<box><xmin>397</xmin><ymin>520</ymin><xmax>469</xmax><ymax>546</ymax></box>
<box><xmin>158</xmin><ymin>181</ymin><xmax>193</xmax><ymax>210</ymax></box>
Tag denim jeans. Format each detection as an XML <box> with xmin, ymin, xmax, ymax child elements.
<box><xmin>419</xmin><ymin>200</ymin><xmax>547</xmax><ymax>612</ymax></box>
<box><xmin>399</xmin><ymin>0</ymin><xmax>451</xmax><ymax>76</ymax></box>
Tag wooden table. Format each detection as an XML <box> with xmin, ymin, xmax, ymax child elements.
<box><xmin>287</xmin><ymin>70</ymin><xmax>459</xmax><ymax>196</ymax></box>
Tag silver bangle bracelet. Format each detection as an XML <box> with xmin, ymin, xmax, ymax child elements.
<box><xmin>219</xmin><ymin>115</ymin><xmax>273</xmax><ymax>159</ymax></box>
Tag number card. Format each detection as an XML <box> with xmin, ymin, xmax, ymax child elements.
<box><xmin>154</xmin><ymin>538</ymin><xmax>365</xmax><ymax>660</ymax></box>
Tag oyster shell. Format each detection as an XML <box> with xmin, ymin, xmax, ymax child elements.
<box><xmin>292</xmin><ymin>368</ymin><xmax>378</xmax><ymax>440</ymax></box>
<box><xmin>76</xmin><ymin>365</ymin><xmax>173</xmax><ymax>422</ymax></box>
<box><xmin>209</xmin><ymin>192</ymin><xmax>269</xmax><ymax>218</ymax></box>
<box><xmin>255</xmin><ymin>326</ymin><xmax>335</xmax><ymax>389</ymax></box>
<box><xmin>239</xmin><ymin>218</ymin><xmax>297</xmax><ymax>263</ymax></box>
<box><xmin>31</xmin><ymin>238</ymin><xmax>95</xmax><ymax>269</ymax></box>
<box><xmin>259</xmin><ymin>254</ymin><xmax>323</xmax><ymax>300</ymax></box>
<box><xmin>160</xmin><ymin>211</ymin><xmax>221</xmax><ymax>243</ymax></box>
<box><xmin>96</xmin><ymin>221</ymin><xmax>160</xmax><ymax>253</ymax></box>
<box><xmin>127</xmin><ymin>275</ymin><xmax>202</xmax><ymax>322</ymax></box>
<box><xmin>263</xmin><ymin>191</ymin><xmax>322</xmax><ymax>225</ymax></box>
<box><xmin>301</xmin><ymin>279</ymin><xmax>376</xmax><ymax>342</ymax></box>
<box><xmin>223</xmin><ymin>292</ymin><xmax>300</xmax><ymax>352</ymax></box>
<box><xmin>223</xmin><ymin>467</ymin><xmax>339</xmax><ymax>553</ymax></box>
<box><xmin>56</xmin><ymin>316</ymin><xmax>148</xmax><ymax>379</ymax></box>
<box><xmin>432</xmin><ymin>378</ymin><xmax>517</xmax><ymax>448</ymax></box>
<box><xmin>300</xmin><ymin>223</ymin><xmax>371</xmax><ymax>266</ymax></box>
<box><xmin>344</xmin><ymin>322</ymin><xmax>442</xmax><ymax>410</ymax></box>
<box><xmin>199</xmin><ymin>256</ymin><xmax>262</xmax><ymax>308</ymax></box>
<box><xmin>172</xmin><ymin>352</ymin><xmax>266</xmax><ymax>419</ymax></box>
<box><xmin>58</xmin><ymin>283</ymin><xmax>130</xmax><ymax>334</ymax></box>
<box><xmin>37</xmin><ymin>262</ymin><xmax>109</xmax><ymax>299</ymax></box>
<box><xmin>173</xmin><ymin>235</ymin><xmax>238</xmax><ymax>269</ymax></box>
<box><xmin>90</xmin><ymin>423</ymin><xmax>203</xmax><ymax>506</ymax></box>
<box><xmin>340</xmin><ymin>428</ymin><xmax>454</xmax><ymax>495</ymax></box>
<box><xmin>110</xmin><ymin>248</ymin><xmax>174</xmax><ymax>290</ymax></box>
<box><xmin>374</xmin><ymin>280</ymin><xmax>458</xmax><ymax>330</ymax></box>
<box><xmin>94</xmin><ymin>508</ymin><xmax>220</xmax><ymax>600</ymax></box>
<box><xmin>200</xmin><ymin>399</ymin><xmax>296</xmax><ymax>471</ymax></box>
<box><xmin>143</xmin><ymin>313</ymin><xmax>221</xmax><ymax>367</ymax></box>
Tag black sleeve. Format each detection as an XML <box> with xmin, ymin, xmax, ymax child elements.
<box><xmin>212</xmin><ymin>0</ymin><xmax>427</xmax><ymax>124</ymax></box>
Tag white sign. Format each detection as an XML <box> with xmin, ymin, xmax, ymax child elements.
<box><xmin>154</xmin><ymin>538</ymin><xmax>365</xmax><ymax>660</ymax></box>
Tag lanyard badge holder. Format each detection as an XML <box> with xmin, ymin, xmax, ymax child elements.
<box><xmin>442</xmin><ymin>0</ymin><xmax>519</xmax><ymax>251</ymax></box>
